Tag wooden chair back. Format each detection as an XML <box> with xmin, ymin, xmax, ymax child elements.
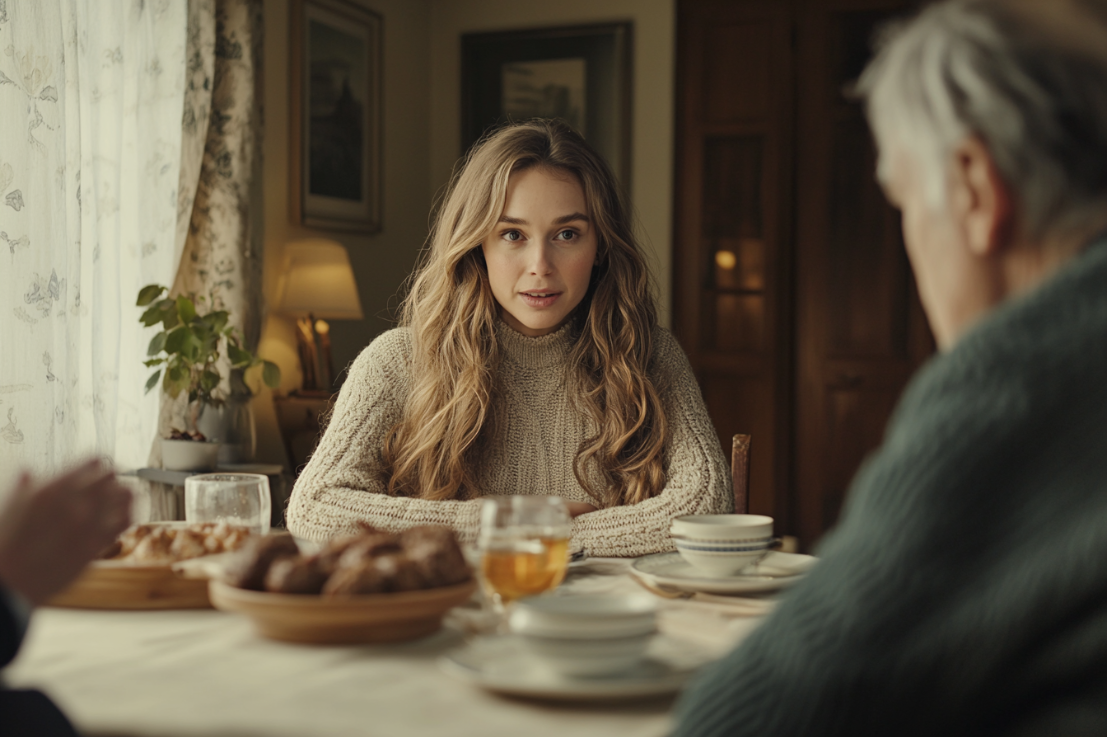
<box><xmin>731</xmin><ymin>434</ymin><xmax>751</xmax><ymax>514</ymax></box>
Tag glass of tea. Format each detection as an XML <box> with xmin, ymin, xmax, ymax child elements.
<box><xmin>478</xmin><ymin>496</ymin><xmax>572</xmax><ymax>619</ymax></box>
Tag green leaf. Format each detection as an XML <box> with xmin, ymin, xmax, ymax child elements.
<box><xmin>180</xmin><ymin>332</ymin><xmax>202</xmax><ymax>363</ymax></box>
<box><xmin>177</xmin><ymin>295</ymin><xmax>197</xmax><ymax>324</ymax></box>
<box><xmin>200</xmin><ymin>369</ymin><xmax>220</xmax><ymax>393</ymax></box>
<box><xmin>136</xmin><ymin>284</ymin><xmax>166</xmax><ymax>307</ymax></box>
<box><xmin>163</xmin><ymin>363</ymin><xmax>187</xmax><ymax>398</ymax></box>
<box><xmin>227</xmin><ymin>342</ymin><xmax>252</xmax><ymax>368</ymax></box>
<box><xmin>262</xmin><ymin>361</ymin><xmax>281</xmax><ymax>388</ymax></box>
<box><xmin>146</xmin><ymin>332</ymin><xmax>167</xmax><ymax>357</ymax></box>
<box><xmin>143</xmin><ymin>358</ymin><xmax>165</xmax><ymax>368</ymax></box>
<box><xmin>140</xmin><ymin>303</ymin><xmax>164</xmax><ymax>327</ymax></box>
<box><xmin>206</xmin><ymin>310</ymin><xmax>229</xmax><ymax>333</ymax></box>
<box><xmin>144</xmin><ymin>370</ymin><xmax>161</xmax><ymax>393</ymax></box>
<box><xmin>164</xmin><ymin>326</ymin><xmax>188</xmax><ymax>356</ymax></box>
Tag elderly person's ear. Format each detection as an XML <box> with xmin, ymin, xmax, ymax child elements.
<box><xmin>950</xmin><ymin>137</ymin><xmax>1014</xmax><ymax>257</ymax></box>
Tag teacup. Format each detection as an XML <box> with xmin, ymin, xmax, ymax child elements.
<box><xmin>670</xmin><ymin>514</ymin><xmax>776</xmax><ymax>576</ymax></box>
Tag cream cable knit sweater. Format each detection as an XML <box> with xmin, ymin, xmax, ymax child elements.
<box><xmin>286</xmin><ymin>320</ymin><xmax>732</xmax><ymax>557</ymax></box>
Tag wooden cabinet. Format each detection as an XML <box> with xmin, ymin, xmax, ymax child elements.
<box><xmin>273</xmin><ymin>393</ymin><xmax>335</xmax><ymax>475</ymax></box>
<box><xmin>674</xmin><ymin>0</ymin><xmax>932</xmax><ymax>549</ymax></box>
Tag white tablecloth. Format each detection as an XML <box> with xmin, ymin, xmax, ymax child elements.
<box><xmin>4</xmin><ymin>559</ymin><xmax>766</xmax><ymax>737</ymax></box>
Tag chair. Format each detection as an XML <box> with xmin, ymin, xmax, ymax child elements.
<box><xmin>731</xmin><ymin>434</ymin><xmax>751</xmax><ymax>514</ymax></box>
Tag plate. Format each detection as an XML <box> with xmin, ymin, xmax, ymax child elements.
<box><xmin>209</xmin><ymin>578</ymin><xmax>478</xmax><ymax>645</ymax></box>
<box><xmin>47</xmin><ymin>559</ymin><xmax>212</xmax><ymax>610</ymax></box>
<box><xmin>440</xmin><ymin>634</ymin><xmax>703</xmax><ymax>700</ymax></box>
<box><xmin>631</xmin><ymin>551</ymin><xmax>817</xmax><ymax>595</ymax></box>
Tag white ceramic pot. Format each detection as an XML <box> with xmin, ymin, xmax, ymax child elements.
<box><xmin>195</xmin><ymin>398</ymin><xmax>256</xmax><ymax>465</ymax></box>
<box><xmin>161</xmin><ymin>438</ymin><xmax>220</xmax><ymax>472</ymax></box>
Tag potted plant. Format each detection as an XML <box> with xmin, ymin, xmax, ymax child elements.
<box><xmin>137</xmin><ymin>284</ymin><xmax>280</xmax><ymax>470</ymax></box>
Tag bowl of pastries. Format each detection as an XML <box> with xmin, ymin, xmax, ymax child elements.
<box><xmin>208</xmin><ymin>523</ymin><xmax>477</xmax><ymax>645</ymax></box>
<box><xmin>48</xmin><ymin>522</ymin><xmax>257</xmax><ymax>610</ymax></box>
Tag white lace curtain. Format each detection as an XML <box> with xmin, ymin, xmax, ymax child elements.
<box><xmin>0</xmin><ymin>0</ymin><xmax>261</xmax><ymax>477</ymax></box>
<box><xmin>0</xmin><ymin>1</ymin><xmax>187</xmax><ymax>476</ymax></box>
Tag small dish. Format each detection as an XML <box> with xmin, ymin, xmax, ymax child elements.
<box><xmin>518</xmin><ymin>632</ymin><xmax>654</xmax><ymax>677</ymax></box>
<box><xmin>509</xmin><ymin>594</ymin><xmax>657</xmax><ymax>639</ymax></box>
<box><xmin>440</xmin><ymin>634</ymin><xmax>702</xmax><ymax>700</ymax></box>
<box><xmin>632</xmin><ymin>551</ymin><xmax>817</xmax><ymax>595</ymax></box>
<box><xmin>670</xmin><ymin>514</ymin><xmax>773</xmax><ymax>542</ymax></box>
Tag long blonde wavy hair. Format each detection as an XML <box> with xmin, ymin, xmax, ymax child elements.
<box><xmin>383</xmin><ymin>120</ymin><xmax>669</xmax><ymax>507</ymax></box>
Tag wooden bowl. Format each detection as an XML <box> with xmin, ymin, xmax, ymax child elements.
<box><xmin>47</xmin><ymin>561</ymin><xmax>211</xmax><ymax>610</ymax></box>
<box><xmin>208</xmin><ymin>578</ymin><xmax>478</xmax><ymax>644</ymax></box>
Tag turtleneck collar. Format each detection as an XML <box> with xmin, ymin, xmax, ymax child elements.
<box><xmin>495</xmin><ymin>318</ymin><xmax>576</xmax><ymax>369</ymax></box>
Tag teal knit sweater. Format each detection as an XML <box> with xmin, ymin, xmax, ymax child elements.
<box><xmin>673</xmin><ymin>236</ymin><xmax>1107</xmax><ymax>737</ymax></box>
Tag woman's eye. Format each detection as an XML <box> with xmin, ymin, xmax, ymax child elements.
<box><xmin>502</xmin><ymin>230</ymin><xmax>522</xmax><ymax>242</ymax></box>
<box><xmin>555</xmin><ymin>229</ymin><xmax>577</xmax><ymax>242</ymax></box>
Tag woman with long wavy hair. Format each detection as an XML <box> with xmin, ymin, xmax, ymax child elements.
<box><xmin>286</xmin><ymin>119</ymin><xmax>731</xmax><ymax>556</ymax></box>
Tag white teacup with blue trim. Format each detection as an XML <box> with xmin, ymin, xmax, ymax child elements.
<box><xmin>670</xmin><ymin>514</ymin><xmax>777</xmax><ymax>576</ymax></box>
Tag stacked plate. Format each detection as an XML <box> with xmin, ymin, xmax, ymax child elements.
<box><xmin>670</xmin><ymin>514</ymin><xmax>776</xmax><ymax>576</ymax></box>
<box><xmin>508</xmin><ymin>594</ymin><xmax>658</xmax><ymax>677</ymax></box>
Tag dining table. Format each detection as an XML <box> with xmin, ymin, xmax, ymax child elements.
<box><xmin>4</xmin><ymin>558</ymin><xmax>772</xmax><ymax>737</ymax></box>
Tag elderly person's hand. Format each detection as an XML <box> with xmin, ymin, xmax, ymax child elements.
<box><xmin>0</xmin><ymin>460</ymin><xmax>132</xmax><ymax>605</ymax></box>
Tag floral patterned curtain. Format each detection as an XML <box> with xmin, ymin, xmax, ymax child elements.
<box><xmin>0</xmin><ymin>1</ymin><xmax>187</xmax><ymax>476</ymax></box>
<box><xmin>153</xmin><ymin>0</ymin><xmax>264</xmax><ymax>457</ymax></box>
<box><xmin>0</xmin><ymin>0</ymin><xmax>263</xmax><ymax>477</ymax></box>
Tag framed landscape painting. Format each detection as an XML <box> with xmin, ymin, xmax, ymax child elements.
<box><xmin>289</xmin><ymin>0</ymin><xmax>382</xmax><ymax>233</ymax></box>
<box><xmin>461</xmin><ymin>23</ymin><xmax>633</xmax><ymax>186</ymax></box>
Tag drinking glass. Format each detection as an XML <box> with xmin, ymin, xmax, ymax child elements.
<box><xmin>478</xmin><ymin>496</ymin><xmax>572</xmax><ymax>614</ymax></box>
<box><xmin>184</xmin><ymin>473</ymin><xmax>271</xmax><ymax>534</ymax></box>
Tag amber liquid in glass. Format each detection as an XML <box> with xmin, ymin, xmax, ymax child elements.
<box><xmin>480</xmin><ymin>537</ymin><xmax>570</xmax><ymax>604</ymax></box>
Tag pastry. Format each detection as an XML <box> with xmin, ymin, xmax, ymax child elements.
<box><xmin>264</xmin><ymin>555</ymin><xmax>330</xmax><ymax>595</ymax></box>
<box><xmin>400</xmin><ymin>525</ymin><xmax>470</xmax><ymax>587</ymax></box>
<box><xmin>225</xmin><ymin>533</ymin><xmax>300</xmax><ymax>591</ymax></box>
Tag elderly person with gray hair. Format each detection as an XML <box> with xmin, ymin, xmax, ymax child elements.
<box><xmin>673</xmin><ymin>1</ymin><xmax>1107</xmax><ymax>735</ymax></box>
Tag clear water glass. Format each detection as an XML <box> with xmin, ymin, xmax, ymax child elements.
<box><xmin>184</xmin><ymin>473</ymin><xmax>271</xmax><ymax>534</ymax></box>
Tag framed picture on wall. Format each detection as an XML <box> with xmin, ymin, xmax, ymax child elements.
<box><xmin>289</xmin><ymin>0</ymin><xmax>382</xmax><ymax>233</ymax></box>
<box><xmin>461</xmin><ymin>23</ymin><xmax>633</xmax><ymax>186</ymax></box>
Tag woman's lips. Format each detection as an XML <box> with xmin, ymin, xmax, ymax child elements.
<box><xmin>520</xmin><ymin>291</ymin><xmax>561</xmax><ymax>308</ymax></box>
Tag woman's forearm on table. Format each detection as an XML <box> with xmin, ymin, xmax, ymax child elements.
<box><xmin>571</xmin><ymin>344</ymin><xmax>732</xmax><ymax>557</ymax></box>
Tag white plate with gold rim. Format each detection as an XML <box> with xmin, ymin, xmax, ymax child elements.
<box><xmin>631</xmin><ymin>551</ymin><xmax>817</xmax><ymax>595</ymax></box>
<box><xmin>440</xmin><ymin>634</ymin><xmax>706</xmax><ymax>700</ymax></box>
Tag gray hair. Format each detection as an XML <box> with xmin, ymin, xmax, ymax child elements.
<box><xmin>856</xmin><ymin>0</ymin><xmax>1107</xmax><ymax>241</ymax></box>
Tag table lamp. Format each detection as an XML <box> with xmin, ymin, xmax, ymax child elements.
<box><xmin>278</xmin><ymin>239</ymin><xmax>364</xmax><ymax>395</ymax></box>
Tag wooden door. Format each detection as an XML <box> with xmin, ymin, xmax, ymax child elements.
<box><xmin>674</xmin><ymin>0</ymin><xmax>931</xmax><ymax>548</ymax></box>
<box><xmin>792</xmin><ymin>0</ymin><xmax>932</xmax><ymax>547</ymax></box>
<box><xmin>673</xmin><ymin>0</ymin><xmax>795</xmax><ymax>525</ymax></box>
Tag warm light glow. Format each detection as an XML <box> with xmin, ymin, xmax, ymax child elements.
<box><xmin>314</xmin><ymin>319</ymin><xmax>329</xmax><ymax>335</ymax></box>
<box><xmin>715</xmin><ymin>250</ymin><xmax>738</xmax><ymax>270</ymax></box>
<box><xmin>278</xmin><ymin>239</ymin><xmax>364</xmax><ymax>320</ymax></box>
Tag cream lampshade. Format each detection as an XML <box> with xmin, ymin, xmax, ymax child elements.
<box><xmin>278</xmin><ymin>239</ymin><xmax>364</xmax><ymax>394</ymax></box>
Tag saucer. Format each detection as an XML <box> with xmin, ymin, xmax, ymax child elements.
<box><xmin>440</xmin><ymin>634</ymin><xmax>703</xmax><ymax>700</ymax></box>
<box><xmin>631</xmin><ymin>551</ymin><xmax>817</xmax><ymax>595</ymax></box>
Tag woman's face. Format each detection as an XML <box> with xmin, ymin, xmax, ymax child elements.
<box><xmin>481</xmin><ymin>166</ymin><xmax>598</xmax><ymax>337</ymax></box>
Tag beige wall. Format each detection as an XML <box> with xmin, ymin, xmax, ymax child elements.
<box><xmin>256</xmin><ymin>0</ymin><xmax>676</xmax><ymax>466</ymax></box>
<box><xmin>257</xmin><ymin>0</ymin><xmax>433</xmax><ymax>466</ymax></box>
<box><xmin>428</xmin><ymin>0</ymin><xmax>677</xmax><ymax>324</ymax></box>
